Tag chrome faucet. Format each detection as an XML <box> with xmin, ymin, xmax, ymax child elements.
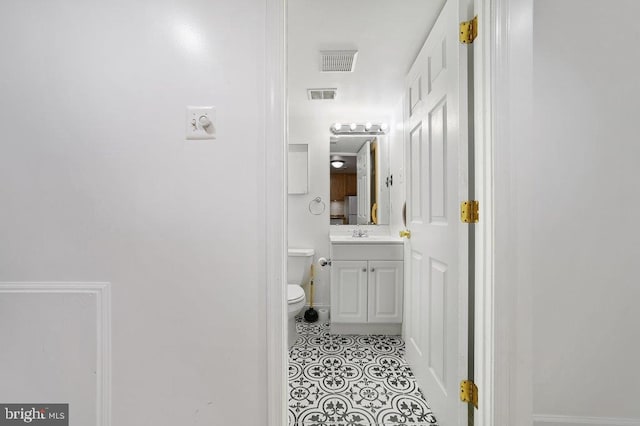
<box><xmin>351</xmin><ymin>226</ymin><xmax>369</xmax><ymax>238</ymax></box>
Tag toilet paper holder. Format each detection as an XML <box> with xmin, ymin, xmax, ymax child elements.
<box><xmin>318</xmin><ymin>257</ymin><xmax>331</xmax><ymax>267</ymax></box>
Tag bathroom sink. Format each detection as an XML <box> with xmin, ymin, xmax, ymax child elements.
<box><xmin>330</xmin><ymin>235</ymin><xmax>403</xmax><ymax>244</ymax></box>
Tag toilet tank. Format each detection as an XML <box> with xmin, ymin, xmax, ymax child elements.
<box><xmin>287</xmin><ymin>248</ymin><xmax>315</xmax><ymax>285</ymax></box>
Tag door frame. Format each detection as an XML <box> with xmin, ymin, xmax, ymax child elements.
<box><xmin>480</xmin><ymin>0</ymin><xmax>534</xmax><ymax>424</ymax></box>
<box><xmin>263</xmin><ymin>0</ymin><xmax>534</xmax><ymax>425</ymax></box>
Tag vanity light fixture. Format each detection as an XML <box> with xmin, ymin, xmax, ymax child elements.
<box><xmin>330</xmin><ymin>122</ymin><xmax>387</xmax><ymax>135</ymax></box>
<box><xmin>331</xmin><ymin>160</ymin><xmax>345</xmax><ymax>168</ymax></box>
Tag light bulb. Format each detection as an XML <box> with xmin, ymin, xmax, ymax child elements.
<box><xmin>380</xmin><ymin>123</ymin><xmax>388</xmax><ymax>132</ymax></box>
<box><xmin>331</xmin><ymin>160</ymin><xmax>345</xmax><ymax>168</ymax></box>
<box><xmin>333</xmin><ymin>123</ymin><xmax>342</xmax><ymax>131</ymax></box>
<box><xmin>349</xmin><ymin>123</ymin><xmax>357</xmax><ymax>131</ymax></box>
<box><xmin>364</xmin><ymin>122</ymin><xmax>372</xmax><ymax>131</ymax></box>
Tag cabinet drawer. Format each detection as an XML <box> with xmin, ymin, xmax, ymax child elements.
<box><xmin>331</xmin><ymin>243</ymin><xmax>403</xmax><ymax>261</ymax></box>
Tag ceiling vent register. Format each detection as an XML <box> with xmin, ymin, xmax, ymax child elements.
<box><xmin>320</xmin><ymin>50</ymin><xmax>358</xmax><ymax>72</ymax></box>
<box><xmin>308</xmin><ymin>88</ymin><xmax>338</xmax><ymax>100</ymax></box>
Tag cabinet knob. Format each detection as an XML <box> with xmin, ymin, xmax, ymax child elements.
<box><xmin>362</xmin><ymin>268</ymin><xmax>367</xmax><ymax>272</ymax></box>
<box><xmin>371</xmin><ymin>268</ymin><xmax>375</xmax><ymax>272</ymax></box>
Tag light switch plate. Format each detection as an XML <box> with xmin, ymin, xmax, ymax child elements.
<box><xmin>186</xmin><ymin>106</ymin><xmax>216</xmax><ymax>140</ymax></box>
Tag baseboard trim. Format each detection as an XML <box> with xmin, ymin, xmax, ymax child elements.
<box><xmin>533</xmin><ymin>414</ymin><xmax>640</xmax><ymax>426</ymax></box>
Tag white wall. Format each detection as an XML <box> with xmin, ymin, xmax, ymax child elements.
<box><xmin>388</xmin><ymin>99</ymin><xmax>406</xmax><ymax>237</ymax></box>
<box><xmin>0</xmin><ymin>0</ymin><xmax>268</xmax><ymax>425</ymax></box>
<box><xmin>532</xmin><ymin>1</ymin><xmax>640</xmax><ymax>423</ymax></box>
<box><xmin>288</xmin><ymin>116</ymin><xmax>332</xmax><ymax>306</ymax></box>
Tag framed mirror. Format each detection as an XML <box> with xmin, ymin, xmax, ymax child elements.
<box><xmin>329</xmin><ymin>134</ymin><xmax>390</xmax><ymax>225</ymax></box>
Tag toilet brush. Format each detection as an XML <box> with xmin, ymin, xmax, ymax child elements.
<box><xmin>303</xmin><ymin>264</ymin><xmax>318</xmax><ymax>323</ymax></box>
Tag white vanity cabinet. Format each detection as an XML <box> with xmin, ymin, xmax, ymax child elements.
<box><xmin>329</xmin><ymin>240</ymin><xmax>404</xmax><ymax>334</ymax></box>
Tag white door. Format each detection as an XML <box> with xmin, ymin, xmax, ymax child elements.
<box><xmin>403</xmin><ymin>0</ymin><xmax>470</xmax><ymax>424</ymax></box>
<box><xmin>330</xmin><ymin>260</ymin><xmax>368</xmax><ymax>323</ymax></box>
<box><xmin>367</xmin><ymin>260</ymin><xmax>403</xmax><ymax>323</ymax></box>
<box><xmin>356</xmin><ymin>140</ymin><xmax>371</xmax><ymax>224</ymax></box>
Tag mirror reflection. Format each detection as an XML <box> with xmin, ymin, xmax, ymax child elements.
<box><xmin>329</xmin><ymin>134</ymin><xmax>390</xmax><ymax>225</ymax></box>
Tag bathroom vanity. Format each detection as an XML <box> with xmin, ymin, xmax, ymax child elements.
<box><xmin>329</xmin><ymin>235</ymin><xmax>404</xmax><ymax>335</ymax></box>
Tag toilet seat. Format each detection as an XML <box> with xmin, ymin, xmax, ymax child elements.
<box><xmin>287</xmin><ymin>285</ymin><xmax>305</xmax><ymax>304</ymax></box>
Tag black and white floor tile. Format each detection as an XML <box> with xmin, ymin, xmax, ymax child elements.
<box><xmin>289</xmin><ymin>317</ymin><xmax>438</xmax><ymax>426</ymax></box>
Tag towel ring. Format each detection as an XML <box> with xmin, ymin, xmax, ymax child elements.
<box><xmin>308</xmin><ymin>197</ymin><xmax>326</xmax><ymax>215</ymax></box>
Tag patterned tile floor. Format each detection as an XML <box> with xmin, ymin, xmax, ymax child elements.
<box><xmin>288</xmin><ymin>317</ymin><xmax>438</xmax><ymax>426</ymax></box>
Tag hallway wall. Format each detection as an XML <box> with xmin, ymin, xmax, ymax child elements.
<box><xmin>532</xmin><ymin>1</ymin><xmax>640</xmax><ymax>423</ymax></box>
<box><xmin>0</xmin><ymin>0</ymin><xmax>268</xmax><ymax>424</ymax></box>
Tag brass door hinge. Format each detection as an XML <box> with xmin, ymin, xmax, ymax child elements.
<box><xmin>460</xmin><ymin>16</ymin><xmax>478</xmax><ymax>44</ymax></box>
<box><xmin>460</xmin><ymin>200</ymin><xmax>479</xmax><ymax>223</ymax></box>
<box><xmin>460</xmin><ymin>380</ymin><xmax>478</xmax><ymax>408</ymax></box>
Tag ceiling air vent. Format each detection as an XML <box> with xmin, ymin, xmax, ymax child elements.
<box><xmin>308</xmin><ymin>88</ymin><xmax>337</xmax><ymax>100</ymax></box>
<box><xmin>320</xmin><ymin>50</ymin><xmax>358</xmax><ymax>72</ymax></box>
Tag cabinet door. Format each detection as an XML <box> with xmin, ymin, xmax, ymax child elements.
<box><xmin>367</xmin><ymin>260</ymin><xmax>404</xmax><ymax>323</ymax></box>
<box><xmin>345</xmin><ymin>173</ymin><xmax>357</xmax><ymax>196</ymax></box>
<box><xmin>330</xmin><ymin>174</ymin><xmax>346</xmax><ymax>201</ymax></box>
<box><xmin>330</xmin><ymin>260</ymin><xmax>368</xmax><ymax>323</ymax></box>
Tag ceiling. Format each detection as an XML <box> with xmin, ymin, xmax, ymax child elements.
<box><xmin>329</xmin><ymin>136</ymin><xmax>382</xmax><ymax>174</ymax></box>
<box><xmin>329</xmin><ymin>136</ymin><xmax>364</xmax><ymax>174</ymax></box>
<box><xmin>287</xmin><ymin>0</ymin><xmax>446</xmax><ymax>122</ymax></box>
<box><xmin>330</xmin><ymin>136</ymin><xmax>373</xmax><ymax>154</ymax></box>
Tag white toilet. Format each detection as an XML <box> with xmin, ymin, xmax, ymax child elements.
<box><xmin>287</xmin><ymin>248</ymin><xmax>315</xmax><ymax>348</ymax></box>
